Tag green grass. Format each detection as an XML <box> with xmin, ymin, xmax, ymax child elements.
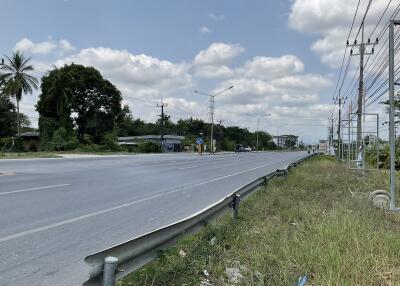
<box><xmin>119</xmin><ymin>156</ymin><xmax>400</xmax><ymax>286</ymax></box>
<box><xmin>0</xmin><ymin>150</ymin><xmax>136</xmax><ymax>159</ymax></box>
<box><xmin>0</xmin><ymin>151</ymin><xmax>61</xmax><ymax>159</ymax></box>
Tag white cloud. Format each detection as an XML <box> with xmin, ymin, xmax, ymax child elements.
<box><xmin>208</xmin><ymin>13</ymin><xmax>225</xmax><ymax>21</ymax></box>
<box><xmin>15</xmin><ymin>38</ymin><xmax>57</xmax><ymax>55</ymax></box>
<box><xmin>239</xmin><ymin>55</ymin><xmax>305</xmax><ymax>80</ymax></box>
<box><xmin>270</xmin><ymin>74</ymin><xmax>331</xmax><ymax>92</ymax></box>
<box><xmin>199</xmin><ymin>26</ymin><xmax>211</xmax><ymax>34</ymax></box>
<box><xmin>289</xmin><ymin>0</ymin><xmax>398</xmax><ymax>68</ymax></box>
<box><xmin>194</xmin><ymin>42</ymin><xmax>244</xmax><ymax>66</ymax></box>
<box><xmin>58</xmin><ymin>39</ymin><xmax>76</xmax><ymax>53</ymax></box>
<box><xmin>163</xmin><ymin>97</ymin><xmax>205</xmax><ymax>120</ymax></box>
<box><xmin>193</xmin><ymin>43</ymin><xmax>244</xmax><ymax>79</ymax></box>
<box><xmin>56</xmin><ymin>47</ymin><xmax>191</xmax><ymax>89</ymax></box>
<box><xmin>14</xmin><ymin>37</ymin><xmax>75</xmax><ymax>55</ymax></box>
<box><xmin>194</xmin><ymin>65</ymin><xmax>234</xmax><ymax>79</ymax></box>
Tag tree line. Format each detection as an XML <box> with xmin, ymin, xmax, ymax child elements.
<box><xmin>0</xmin><ymin>51</ymin><xmax>280</xmax><ymax>152</ymax></box>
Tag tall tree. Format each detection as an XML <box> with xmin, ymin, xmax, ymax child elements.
<box><xmin>0</xmin><ymin>51</ymin><xmax>38</xmax><ymax>137</ymax></box>
<box><xmin>0</xmin><ymin>94</ymin><xmax>17</xmax><ymax>137</ymax></box>
<box><xmin>38</xmin><ymin>64</ymin><xmax>122</xmax><ymax>143</ymax></box>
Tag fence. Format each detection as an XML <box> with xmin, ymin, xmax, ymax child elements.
<box><xmin>341</xmin><ymin>113</ymin><xmax>380</xmax><ymax>170</ymax></box>
<box><xmin>83</xmin><ymin>153</ymin><xmax>316</xmax><ymax>286</ymax></box>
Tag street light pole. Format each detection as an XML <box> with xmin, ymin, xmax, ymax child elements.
<box><xmin>194</xmin><ymin>86</ymin><xmax>234</xmax><ymax>154</ymax></box>
<box><xmin>256</xmin><ymin>114</ymin><xmax>271</xmax><ymax>152</ymax></box>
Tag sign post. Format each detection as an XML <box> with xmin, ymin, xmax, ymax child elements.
<box><xmin>196</xmin><ymin>137</ymin><xmax>204</xmax><ymax>156</ymax></box>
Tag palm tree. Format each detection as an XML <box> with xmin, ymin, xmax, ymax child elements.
<box><xmin>42</xmin><ymin>67</ymin><xmax>73</xmax><ymax>116</ymax></box>
<box><xmin>0</xmin><ymin>51</ymin><xmax>38</xmax><ymax>137</ymax></box>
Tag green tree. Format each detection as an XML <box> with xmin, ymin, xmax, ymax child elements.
<box><xmin>0</xmin><ymin>94</ymin><xmax>17</xmax><ymax>137</ymax></box>
<box><xmin>284</xmin><ymin>135</ymin><xmax>299</xmax><ymax>148</ymax></box>
<box><xmin>382</xmin><ymin>91</ymin><xmax>400</xmax><ymax>124</ymax></box>
<box><xmin>0</xmin><ymin>51</ymin><xmax>38</xmax><ymax>137</ymax></box>
<box><xmin>38</xmin><ymin>64</ymin><xmax>122</xmax><ymax>143</ymax></box>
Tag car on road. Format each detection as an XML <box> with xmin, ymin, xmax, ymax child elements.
<box><xmin>244</xmin><ymin>146</ymin><xmax>252</xmax><ymax>152</ymax></box>
<box><xmin>235</xmin><ymin>144</ymin><xmax>252</xmax><ymax>153</ymax></box>
<box><xmin>235</xmin><ymin>144</ymin><xmax>245</xmax><ymax>153</ymax></box>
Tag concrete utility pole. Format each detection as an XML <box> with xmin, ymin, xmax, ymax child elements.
<box><xmin>389</xmin><ymin>20</ymin><xmax>399</xmax><ymax>210</ymax></box>
<box><xmin>194</xmin><ymin>86</ymin><xmax>234</xmax><ymax>154</ymax></box>
<box><xmin>217</xmin><ymin>119</ymin><xmax>224</xmax><ymax>149</ymax></box>
<box><xmin>256</xmin><ymin>114</ymin><xmax>271</xmax><ymax>152</ymax></box>
<box><xmin>347</xmin><ymin>22</ymin><xmax>378</xmax><ymax>152</ymax></box>
<box><xmin>256</xmin><ymin>118</ymin><xmax>260</xmax><ymax>152</ymax></box>
<box><xmin>337</xmin><ymin>97</ymin><xmax>342</xmax><ymax>159</ymax></box>
<box><xmin>157</xmin><ymin>102</ymin><xmax>167</xmax><ymax>152</ymax></box>
<box><xmin>331</xmin><ymin>117</ymin><xmax>334</xmax><ymax>151</ymax></box>
<box><xmin>209</xmin><ymin>95</ymin><xmax>215</xmax><ymax>153</ymax></box>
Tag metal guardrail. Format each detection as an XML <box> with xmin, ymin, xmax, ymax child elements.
<box><xmin>83</xmin><ymin>153</ymin><xmax>316</xmax><ymax>286</ymax></box>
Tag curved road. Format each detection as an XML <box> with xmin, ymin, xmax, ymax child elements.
<box><xmin>0</xmin><ymin>151</ymin><xmax>307</xmax><ymax>286</ymax></box>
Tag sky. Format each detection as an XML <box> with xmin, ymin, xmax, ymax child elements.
<box><xmin>1</xmin><ymin>0</ymin><xmax>396</xmax><ymax>143</ymax></box>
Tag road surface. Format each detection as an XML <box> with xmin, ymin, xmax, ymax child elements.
<box><xmin>0</xmin><ymin>151</ymin><xmax>307</xmax><ymax>286</ymax></box>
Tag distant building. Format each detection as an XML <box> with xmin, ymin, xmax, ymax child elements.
<box><xmin>318</xmin><ymin>140</ymin><xmax>328</xmax><ymax>154</ymax></box>
<box><xmin>273</xmin><ymin>135</ymin><xmax>299</xmax><ymax>148</ymax></box>
<box><xmin>117</xmin><ymin>135</ymin><xmax>184</xmax><ymax>152</ymax></box>
<box><xmin>20</xmin><ymin>132</ymin><xmax>40</xmax><ymax>151</ymax></box>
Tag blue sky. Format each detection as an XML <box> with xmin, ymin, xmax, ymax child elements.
<box><xmin>3</xmin><ymin>0</ymin><xmax>383</xmax><ymax>143</ymax></box>
<box><xmin>2</xmin><ymin>0</ymin><xmax>319</xmax><ymax>67</ymax></box>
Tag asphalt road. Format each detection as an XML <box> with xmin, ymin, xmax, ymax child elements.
<box><xmin>0</xmin><ymin>151</ymin><xmax>308</xmax><ymax>286</ymax></box>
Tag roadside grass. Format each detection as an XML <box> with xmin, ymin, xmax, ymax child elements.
<box><xmin>0</xmin><ymin>150</ymin><xmax>135</xmax><ymax>159</ymax></box>
<box><xmin>119</xmin><ymin>156</ymin><xmax>400</xmax><ymax>286</ymax></box>
<box><xmin>0</xmin><ymin>151</ymin><xmax>61</xmax><ymax>159</ymax></box>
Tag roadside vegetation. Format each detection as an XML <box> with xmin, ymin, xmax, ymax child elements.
<box><xmin>119</xmin><ymin>156</ymin><xmax>400</xmax><ymax>286</ymax></box>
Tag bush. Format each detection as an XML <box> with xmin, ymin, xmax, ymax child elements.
<box><xmin>102</xmin><ymin>132</ymin><xmax>121</xmax><ymax>151</ymax></box>
<box><xmin>0</xmin><ymin>137</ymin><xmax>24</xmax><ymax>152</ymax></box>
<box><xmin>138</xmin><ymin>142</ymin><xmax>160</xmax><ymax>153</ymax></box>
<box><xmin>45</xmin><ymin>127</ymin><xmax>79</xmax><ymax>151</ymax></box>
<box><xmin>0</xmin><ymin>137</ymin><xmax>14</xmax><ymax>151</ymax></box>
<box><xmin>77</xmin><ymin>144</ymin><xmax>103</xmax><ymax>152</ymax></box>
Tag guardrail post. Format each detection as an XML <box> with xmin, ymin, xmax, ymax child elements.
<box><xmin>103</xmin><ymin>256</ymin><xmax>118</xmax><ymax>286</ymax></box>
<box><xmin>231</xmin><ymin>194</ymin><xmax>241</xmax><ymax>220</ymax></box>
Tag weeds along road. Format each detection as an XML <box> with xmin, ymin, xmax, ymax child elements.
<box><xmin>0</xmin><ymin>151</ymin><xmax>307</xmax><ymax>286</ymax></box>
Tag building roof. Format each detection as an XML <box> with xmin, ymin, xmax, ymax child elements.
<box><xmin>118</xmin><ymin>135</ymin><xmax>185</xmax><ymax>141</ymax></box>
<box><xmin>273</xmin><ymin>135</ymin><xmax>298</xmax><ymax>139</ymax></box>
<box><xmin>20</xmin><ymin>132</ymin><xmax>40</xmax><ymax>138</ymax></box>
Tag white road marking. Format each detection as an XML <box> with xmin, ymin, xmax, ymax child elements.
<box><xmin>0</xmin><ymin>158</ymin><xmax>292</xmax><ymax>243</ymax></box>
<box><xmin>0</xmin><ymin>184</ymin><xmax>70</xmax><ymax>196</ymax></box>
<box><xmin>177</xmin><ymin>165</ymin><xmax>198</xmax><ymax>170</ymax></box>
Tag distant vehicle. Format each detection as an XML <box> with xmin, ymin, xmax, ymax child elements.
<box><xmin>244</xmin><ymin>146</ymin><xmax>252</xmax><ymax>152</ymax></box>
<box><xmin>235</xmin><ymin>144</ymin><xmax>245</xmax><ymax>153</ymax></box>
<box><xmin>235</xmin><ymin>144</ymin><xmax>252</xmax><ymax>153</ymax></box>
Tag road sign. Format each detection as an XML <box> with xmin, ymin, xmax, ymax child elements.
<box><xmin>196</xmin><ymin>137</ymin><xmax>204</xmax><ymax>145</ymax></box>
